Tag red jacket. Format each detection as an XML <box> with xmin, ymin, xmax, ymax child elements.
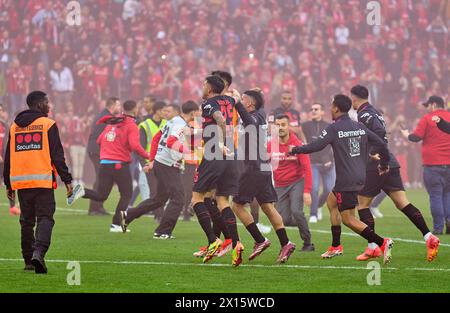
<box><xmin>97</xmin><ymin>115</ymin><xmax>150</xmax><ymax>163</ymax></box>
<box><xmin>268</xmin><ymin>133</ymin><xmax>312</xmax><ymax>192</ymax></box>
<box><xmin>412</xmin><ymin>109</ymin><xmax>450</xmax><ymax>166</ymax></box>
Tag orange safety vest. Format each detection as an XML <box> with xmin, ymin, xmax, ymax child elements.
<box><xmin>9</xmin><ymin>117</ymin><xmax>57</xmax><ymax>190</ymax></box>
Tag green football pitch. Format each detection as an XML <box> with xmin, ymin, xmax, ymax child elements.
<box><xmin>0</xmin><ymin>187</ymin><xmax>449</xmax><ymax>293</ymax></box>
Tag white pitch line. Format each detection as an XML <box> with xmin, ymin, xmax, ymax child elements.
<box><xmin>2</xmin><ymin>202</ymin><xmax>449</xmax><ymax>248</ymax></box>
<box><xmin>306</xmin><ymin>228</ymin><xmax>450</xmax><ymax>248</ymax></box>
<box><xmin>0</xmin><ymin>258</ymin><xmax>397</xmax><ymax>271</ymax></box>
<box><xmin>1</xmin><ymin>257</ymin><xmax>449</xmax><ymax>272</ymax></box>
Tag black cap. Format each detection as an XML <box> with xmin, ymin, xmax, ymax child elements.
<box><xmin>423</xmin><ymin>96</ymin><xmax>444</xmax><ymax>108</ymax></box>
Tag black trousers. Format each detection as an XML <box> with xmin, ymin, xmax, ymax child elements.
<box><xmin>147</xmin><ymin>170</ymin><xmax>164</xmax><ymax>219</ymax></box>
<box><xmin>18</xmin><ymin>188</ymin><xmax>56</xmax><ymax>262</ymax></box>
<box><xmin>182</xmin><ymin>163</ymin><xmax>196</xmax><ymax>217</ymax></box>
<box><xmin>127</xmin><ymin>161</ymin><xmax>185</xmax><ymax>235</ymax></box>
<box><xmin>83</xmin><ymin>163</ymin><xmax>132</xmax><ymax>225</ymax></box>
<box><xmin>88</xmin><ymin>153</ymin><xmax>105</xmax><ymax>213</ymax></box>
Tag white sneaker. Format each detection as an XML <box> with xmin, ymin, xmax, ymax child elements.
<box><xmin>67</xmin><ymin>184</ymin><xmax>85</xmax><ymax>206</ymax></box>
<box><xmin>309</xmin><ymin>216</ymin><xmax>318</xmax><ymax>224</ymax></box>
<box><xmin>317</xmin><ymin>207</ymin><xmax>323</xmax><ymax>221</ymax></box>
<box><xmin>110</xmin><ymin>224</ymin><xmax>130</xmax><ymax>233</ymax></box>
<box><xmin>370</xmin><ymin>207</ymin><xmax>384</xmax><ymax>219</ymax></box>
<box><xmin>257</xmin><ymin>223</ymin><xmax>271</xmax><ymax>234</ymax></box>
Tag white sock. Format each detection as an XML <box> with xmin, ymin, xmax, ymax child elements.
<box><xmin>368</xmin><ymin>242</ymin><xmax>378</xmax><ymax>250</ymax></box>
<box><xmin>424</xmin><ymin>232</ymin><xmax>432</xmax><ymax>241</ymax></box>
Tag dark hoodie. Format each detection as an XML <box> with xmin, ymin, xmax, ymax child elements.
<box><xmin>3</xmin><ymin>109</ymin><xmax>72</xmax><ymax>189</ymax></box>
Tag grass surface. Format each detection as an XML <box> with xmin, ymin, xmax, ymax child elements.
<box><xmin>0</xmin><ymin>187</ymin><xmax>449</xmax><ymax>293</ymax></box>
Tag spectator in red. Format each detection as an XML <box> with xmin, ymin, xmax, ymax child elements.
<box><xmin>268</xmin><ymin>114</ymin><xmax>314</xmax><ymax>251</ymax></box>
<box><xmin>402</xmin><ymin>96</ymin><xmax>450</xmax><ymax>235</ymax></box>
<box><xmin>6</xmin><ymin>57</ymin><xmax>29</xmax><ymax>115</ymax></box>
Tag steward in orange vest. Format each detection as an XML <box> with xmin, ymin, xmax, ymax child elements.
<box><xmin>3</xmin><ymin>91</ymin><xmax>73</xmax><ymax>274</ymax></box>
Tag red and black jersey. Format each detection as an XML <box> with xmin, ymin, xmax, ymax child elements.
<box><xmin>201</xmin><ymin>95</ymin><xmax>235</xmax><ymax>145</ymax></box>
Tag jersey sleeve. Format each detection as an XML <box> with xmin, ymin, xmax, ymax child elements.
<box><xmin>292</xmin><ymin>124</ymin><xmax>335</xmax><ymax>154</ymax></box>
<box><xmin>202</xmin><ymin>99</ymin><xmax>220</xmax><ymax>118</ymax></box>
<box><xmin>359</xmin><ymin>111</ymin><xmax>386</xmax><ymax>140</ymax></box>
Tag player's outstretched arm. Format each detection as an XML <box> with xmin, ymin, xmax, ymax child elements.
<box><xmin>290</xmin><ymin>125</ymin><xmax>334</xmax><ymax>155</ymax></box>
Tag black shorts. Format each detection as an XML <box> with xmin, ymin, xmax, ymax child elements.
<box><xmin>193</xmin><ymin>159</ymin><xmax>239</xmax><ymax>196</ymax></box>
<box><xmin>332</xmin><ymin>190</ymin><xmax>358</xmax><ymax>212</ymax></box>
<box><xmin>359</xmin><ymin>168</ymin><xmax>405</xmax><ymax>198</ymax></box>
<box><xmin>233</xmin><ymin>170</ymin><xmax>278</xmax><ymax>205</ymax></box>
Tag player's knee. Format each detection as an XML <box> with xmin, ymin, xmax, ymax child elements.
<box><xmin>340</xmin><ymin>212</ymin><xmax>352</xmax><ymax>226</ymax></box>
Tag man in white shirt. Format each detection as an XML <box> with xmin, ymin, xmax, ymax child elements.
<box><xmin>120</xmin><ymin>101</ymin><xmax>200</xmax><ymax>239</ymax></box>
<box><xmin>49</xmin><ymin>61</ymin><xmax>74</xmax><ymax>114</ymax></box>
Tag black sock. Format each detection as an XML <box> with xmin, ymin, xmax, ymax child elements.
<box><xmin>360</xmin><ymin>227</ymin><xmax>384</xmax><ymax>247</ymax></box>
<box><xmin>331</xmin><ymin>225</ymin><xmax>341</xmax><ymax>247</ymax></box>
<box><xmin>358</xmin><ymin>208</ymin><xmax>375</xmax><ymax>231</ymax></box>
<box><xmin>401</xmin><ymin>203</ymin><xmax>430</xmax><ymax>236</ymax></box>
<box><xmin>193</xmin><ymin>202</ymin><xmax>216</xmax><ymax>244</ymax></box>
<box><xmin>276</xmin><ymin>228</ymin><xmax>289</xmax><ymax>247</ymax></box>
<box><xmin>221</xmin><ymin>207</ymin><xmax>240</xmax><ymax>247</ymax></box>
<box><xmin>205</xmin><ymin>198</ymin><xmax>231</xmax><ymax>239</ymax></box>
<box><xmin>246</xmin><ymin>222</ymin><xmax>265</xmax><ymax>244</ymax></box>
<box><xmin>207</xmin><ymin>198</ymin><xmax>222</xmax><ymax>238</ymax></box>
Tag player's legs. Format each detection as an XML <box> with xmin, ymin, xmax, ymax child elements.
<box><xmin>321</xmin><ymin>192</ymin><xmax>344</xmax><ymax>259</ymax></box>
<box><xmin>192</xmin><ymin>191</ymin><xmax>217</xmax><ymax>244</ymax></box>
<box><xmin>192</xmin><ymin>160</ymin><xmax>223</xmax><ymax>245</ymax></box>
<box><xmin>335</xmin><ymin>191</ymin><xmax>393</xmax><ymax>264</ymax></box>
<box><xmin>260</xmin><ymin>202</ymin><xmax>296</xmax><ymax>263</ymax></box>
<box><xmin>388</xmin><ymin>189</ymin><xmax>439</xmax><ymax>261</ymax></box>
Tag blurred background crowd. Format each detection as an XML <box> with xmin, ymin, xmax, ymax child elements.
<box><xmin>0</xmin><ymin>0</ymin><xmax>449</xmax><ymax>186</ymax></box>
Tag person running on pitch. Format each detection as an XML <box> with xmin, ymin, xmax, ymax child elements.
<box><xmin>231</xmin><ymin>89</ymin><xmax>296</xmax><ymax>266</ymax></box>
<box><xmin>351</xmin><ymin>85</ymin><xmax>439</xmax><ymax>262</ymax></box>
<box><xmin>120</xmin><ymin>101</ymin><xmax>200</xmax><ymax>239</ymax></box>
<box><xmin>289</xmin><ymin>94</ymin><xmax>395</xmax><ymax>265</ymax></box>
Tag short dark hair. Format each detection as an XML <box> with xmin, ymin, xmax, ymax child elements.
<box><xmin>144</xmin><ymin>94</ymin><xmax>156</xmax><ymax>102</ymax></box>
<box><xmin>350</xmin><ymin>85</ymin><xmax>369</xmax><ymax>100</ymax></box>
<box><xmin>333</xmin><ymin>94</ymin><xmax>352</xmax><ymax>113</ymax></box>
<box><xmin>312</xmin><ymin>103</ymin><xmax>323</xmax><ymax>109</ymax></box>
<box><xmin>244</xmin><ymin>90</ymin><xmax>264</xmax><ymax>110</ymax></box>
<box><xmin>211</xmin><ymin>70</ymin><xmax>232</xmax><ymax>87</ymax></box>
<box><xmin>26</xmin><ymin>91</ymin><xmax>47</xmax><ymax>108</ymax></box>
<box><xmin>205</xmin><ymin>75</ymin><xmax>225</xmax><ymax>94</ymax></box>
<box><xmin>106</xmin><ymin>97</ymin><xmax>120</xmax><ymax>108</ymax></box>
<box><xmin>168</xmin><ymin>104</ymin><xmax>181</xmax><ymax>114</ymax></box>
<box><xmin>275</xmin><ymin>114</ymin><xmax>290</xmax><ymax>121</ymax></box>
<box><xmin>153</xmin><ymin>101</ymin><xmax>167</xmax><ymax>113</ymax></box>
<box><xmin>182</xmin><ymin>100</ymin><xmax>199</xmax><ymax>114</ymax></box>
<box><xmin>123</xmin><ymin>100</ymin><xmax>137</xmax><ymax>112</ymax></box>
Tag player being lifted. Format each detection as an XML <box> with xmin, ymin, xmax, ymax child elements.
<box><xmin>350</xmin><ymin>85</ymin><xmax>440</xmax><ymax>262</ymax></box>
<box><xmin>289</xmin><ymin>95</ymin><xmax>395</xmax><ymax>264</ymax></box>
<box><xmin>191</xmin><ymin>75</ymin><xmax>241</xmax><ymax>264</ymax></box>
<box><xmin>231</xmin><ymin>89</ymin><xmax>296</xmax><ymax>266</ymax></box>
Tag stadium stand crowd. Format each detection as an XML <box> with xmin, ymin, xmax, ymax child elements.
<box><xmin>0</xmin><ymin>0</ymin><xmax>449</xmax><ymax>186</ymax></box>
